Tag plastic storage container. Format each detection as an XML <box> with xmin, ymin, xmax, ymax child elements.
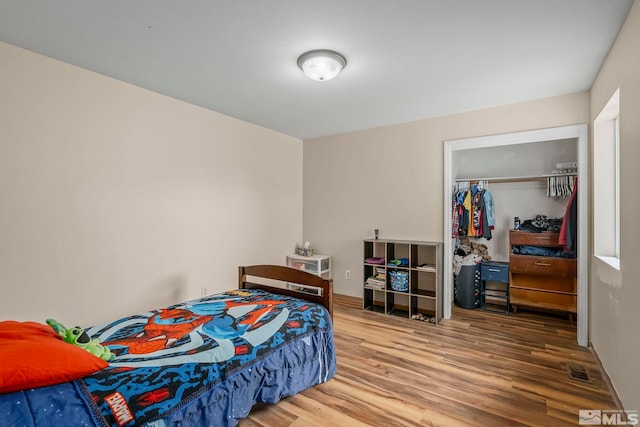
<box><xmin>389</xmin><ymin>270</ymin><xmax>409</xmax><ymax>292</ymax></box>
<box><xmin>454</xmin><ymin>264</ymin><xmax>481</xmax><ymax>309</ymax></box>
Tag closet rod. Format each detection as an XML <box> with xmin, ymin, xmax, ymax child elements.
<box><xmin>454</xmin><ymin>172</ymin><xmax>576</xmax><ymax>184</ymax></box>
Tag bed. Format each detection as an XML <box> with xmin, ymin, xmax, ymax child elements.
<box><xmin>0</xmin><ymin>265</ymin><xmax>335</xmax><ymax>427</ymax></box>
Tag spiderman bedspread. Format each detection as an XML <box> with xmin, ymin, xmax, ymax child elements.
<box><xmin>79</xmin><ymin>288</ymin><xmax>335</xmax><ymax>426</ymax></box>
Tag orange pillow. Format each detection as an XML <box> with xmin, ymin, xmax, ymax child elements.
<box><xmin>0</xmin><ymin>321</ymin><xmax>109</xmax><ymax>393</ymax></box>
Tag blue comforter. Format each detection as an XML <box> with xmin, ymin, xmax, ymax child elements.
<box><xmin>1</xmin><ymin>289</ymin><xmax>335</xmax><ymax>426</ymax></box>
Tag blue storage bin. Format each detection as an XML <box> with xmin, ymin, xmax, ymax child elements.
<box><xmin>389</xmin><ymin>270</ymin><xmax>409</xmax><ymax>292</ymax></box>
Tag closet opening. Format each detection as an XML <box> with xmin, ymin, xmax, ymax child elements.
<box><xmin>443</xmin><ymin>125</ymin><xmax>588</xmax><ymax>346</ymax></box>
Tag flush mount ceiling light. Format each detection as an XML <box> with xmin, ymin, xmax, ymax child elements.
<box><xmin>297</xmin><ymin>49</ymin><xmax>347</xmax><ymax>82</ymax></box>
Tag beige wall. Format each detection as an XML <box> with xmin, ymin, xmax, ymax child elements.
<box><xmin>304</xmin><ymin>92</ymin><xmax>589</xmax><ymax>298</ymax></box>
<box><xmin>589</xmin><ymin>0</ymin><xmax>640</xmax><ymax>412</ymax></box>
<box><xmin>0</xmin><ymin>42</ymin><xmax>303</xmax><ymax>327</ymax></box>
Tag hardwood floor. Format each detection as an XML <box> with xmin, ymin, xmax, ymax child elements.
<box><xmin>239</xmin><ymin>300</ymin><xmax>618</xmax><ymax>426</ymax></box>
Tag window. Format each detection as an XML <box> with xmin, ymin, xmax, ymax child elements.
<box><xmin>593</xmin><ymin>88</ymin><xmax>620</xmax><ymax>269</ymax></box>
<box><xmin>614</xmin><ymin>114</ymin><xmax>620</xmax><ymax>258</ymax></box>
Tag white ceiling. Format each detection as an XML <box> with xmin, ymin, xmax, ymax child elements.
<box><xmin>0</xmin><ymin>1</ymin><xmax>634</xmax><ymax>140</ymax></box>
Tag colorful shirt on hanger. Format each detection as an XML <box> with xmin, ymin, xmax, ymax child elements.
<box><xmin>451</xmin><ymin>183</ymin><xmax>493</xmax><ymax>240</ymax></box>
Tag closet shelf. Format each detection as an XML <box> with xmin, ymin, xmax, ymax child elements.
<box><xmin>454</xmin><ymin>173</ymin><xmax>576</xmax><ymax>184</ymax></box>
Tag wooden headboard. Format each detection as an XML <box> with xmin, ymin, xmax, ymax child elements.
<box><xmin>238</xmin><ymin>265</ymin><xmax>333</xmax><ymax>317</ymax></box>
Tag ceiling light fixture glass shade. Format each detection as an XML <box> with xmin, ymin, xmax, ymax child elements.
<box><xmin>297</xmin><ymin>49</ymin><xmax>347</xmax><ymax>82</ymax></box>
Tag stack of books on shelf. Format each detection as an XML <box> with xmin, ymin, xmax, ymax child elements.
<box><xmin>365</xmin><ymin>267</ymin><xmax>387</xmax><ymax>290</ymax></box>
<box><xmin>365</xmin><ymin>276</ymin><xmax>385</xmax><ymax>289</ymax></box>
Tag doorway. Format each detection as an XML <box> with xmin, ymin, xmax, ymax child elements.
<box><xmin>443</xmin><ymin>124</ymin><xmax>588</xmax><ymax>346</ymax></box>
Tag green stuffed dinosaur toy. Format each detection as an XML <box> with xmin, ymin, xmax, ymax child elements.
<box><xmin>46</xmin><ymin>319</ymin><xmax>115</xmax><ymax>361</ymax></box>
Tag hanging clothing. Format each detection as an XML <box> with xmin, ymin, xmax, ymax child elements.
<box><xmin>471</xmin><ymin>184</ymin><xmax>492</xmax><ymax>240</ymax></box>
<box><xmin>484</xmin><ymin>190</ymin><xmax>495</xmax><ymax>230</ymax></box>
<box><xmin>559</xmin><ymin>179</ymin><xmax>578</xmax><ymax>250</ymax></box>
<box><xmin>451</xmin><ymin>183</ymin><xmax>493</xmax><ymax>240</ymax></box>
<box><xmin>451</xmin><ymin>196</ymin><xmax>460</xmax><ymax>239</ymax></box>
<box><xmin>463</xmin><ymin>190</ymin><xmax>472</xmax><ymax>236</ymax></box>
<box><xmin>452</xmin><ymin>187</ymin><xmax>471</xmax><ymax>237</ymax></box>
<box><xmin>452</xmin><ymin>188</ymin><xmax>471</xmax><ymax>237</ymax></box>
<box><xmin>480</xmin><ymin>190</ymin><xmax>492</xmax><ymax>240</ymax></box>
<box><xmin>471</xmin><ymin>185</ymin><xmax>482</xmax><ymax>237</ymax></box>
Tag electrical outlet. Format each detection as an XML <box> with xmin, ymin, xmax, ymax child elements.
<box><xmin>201</xmin><ymin>287</ymin><xmax>207</xmax><ymax>297</ymax></box>
<box><xmin>345</xmin><ymin>270</ymin><xmax>351</xmax><ymax>279</ymax></box>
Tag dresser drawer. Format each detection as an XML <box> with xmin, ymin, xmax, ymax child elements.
<box><xmin>510</xmin><ymin>288</ymin><xmax>577</xmax><ymax>313</ymax></box>
<box><xmin>481</xmin><ymin>262</ymin><xmax>509</xmax><ymax>283</ymax></box>
<box><xmin>510</xmin><ymin>273</ymin><xmax>576</xmax><ymax>293</ymax></box>
<box><xmin>510</xmin><ymin>255</ymin><xmax>576</xmax><ymax>277</ymax></box>
<box><xmin>509</xmin><ymin>230</ymin><xmax>561</xmax><ymax>247</ymax></box>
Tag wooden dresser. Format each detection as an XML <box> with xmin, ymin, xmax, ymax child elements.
<box><xmin>509</xmin><ymin>230</ymin><xmax>577</xmax><ymax>319</ymax></box>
